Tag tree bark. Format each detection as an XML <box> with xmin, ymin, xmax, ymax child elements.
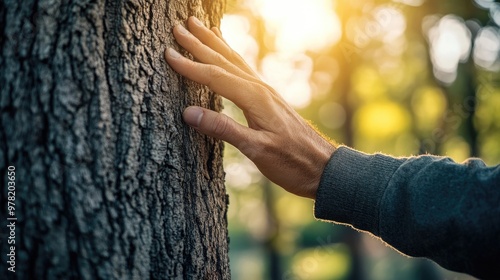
<box><xmin>0</xmin><ymin>0</ymin><xmax>229</xmax><ymax>279</ymax></box>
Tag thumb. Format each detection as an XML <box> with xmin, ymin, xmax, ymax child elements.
<box><xmin>183</xmin><ymin>106</ymin><xmax>249</xmax><ymax>148</ymax></box>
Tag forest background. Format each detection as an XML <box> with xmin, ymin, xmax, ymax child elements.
<box><xmin>219</xmin><ymin>0</ymin><xmax>500</xmax><ymax>279</ymax></box>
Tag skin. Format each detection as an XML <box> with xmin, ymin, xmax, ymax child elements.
<box><xmin>165</xmin><ymin>16</ymin><xmax>336</xmax><ymax>199</ymax></box>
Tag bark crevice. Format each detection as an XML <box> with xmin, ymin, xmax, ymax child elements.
<box><xmin>0</xmin><ymin>0</ymin><xmax>229</xmax><ymax>279</ymax></box>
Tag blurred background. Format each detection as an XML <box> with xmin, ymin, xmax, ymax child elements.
<box><xmin>218</xmin><ymin>0</ymin><xmax>500</xmax><ymax>279</ymax></box>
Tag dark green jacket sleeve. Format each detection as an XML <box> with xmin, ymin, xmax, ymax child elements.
<box><xmin>314</xmin><ymin>146</ymin><xmax>500</xmax><ymax>279</ymax></box>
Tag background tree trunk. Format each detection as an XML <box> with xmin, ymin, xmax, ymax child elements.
<box><xmin>0</xmin><ymin>0</ymin><xmax>229</xmax><ymax>279</ymax></box>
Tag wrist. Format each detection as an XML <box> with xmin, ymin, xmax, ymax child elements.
<box><xmin>307</xmin><ymin>139</ymin><xmax>336</xmax><ymax>199</ymax></box>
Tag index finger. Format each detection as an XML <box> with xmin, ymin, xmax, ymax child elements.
<box><xmin>165</xmin><ymin>47</ymin><xmax>263</xmax><ymax>110</ymax></box>
<box><xmin>187</xmin><ymin>16</ymin><xmax>259</xmax><ymax>78</ymax></box>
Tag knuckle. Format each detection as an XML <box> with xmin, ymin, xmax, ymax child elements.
<box><xmin>207</xmin><ymin>65</ymin><xmax>220</xmax><ymax>77</ymax></box>
<box><xmin>211</xmin><ymin>52</ymin><xmax>227</xmax><ymax>66</ymax></box>
<box><xmin>228</xmin><ymin>49</ymin><xmax>241</xmax><ymax>63</ymax></box>
<box><xmin>186</xmin><ymin>59</ymin><xmax>199</xmax><ymax>73</ymax></box>
<box><xmin>238</xmin><ymin>135</ymin><xmax>262</xmax><ymax>159</ymax></box>
<box><xmin>262</xmin><ymin>135</ymin><xmax>281</xmax><ymax>154</ymax></box>
<box><xmin>249</xmin><ymin>81</ymin><xmax>265</xmax><ymax>94</ymax></box>
<box><xmin>252</xmin><ymin>82</ymin><xmax>273</xmax><ymax>102</ymax></box>
<box><xmin>207</xmin><ymin>65</ymin><xmax>226</xmax><ymax>86</ymax></box>
<box><xmin>239</xmin><ymin>83</ymin><xmax>269</xmax><ymax>111</ymax></box>
<box><xmin>189</xmin><ymin>38</ymin><xmax>203</xmax><ymax>50</ymax></box>
<box><xmin>208</xmin><ymin>31</ymin><xmax>220</xmax><ymax>44</ymax></box>
<box><xmin>239</xmin><ymin>141</ymin><xmax>259</xmax><ymax>160</ymax></box>
<box><xmin>212</xmin><ymin>114</ymin><xmax>229</xmax><ymax>137</ymax></box>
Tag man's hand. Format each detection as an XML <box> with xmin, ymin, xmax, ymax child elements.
<box><xmin>165</xmin><ymin>16</ymin><xmax>335</xmax><ymax>199</ymax></box>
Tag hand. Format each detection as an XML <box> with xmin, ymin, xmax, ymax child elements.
<box><xmin>165</xmin><ymin>16</ymin><xmax>336</xmax><ymax>199</ymax></box>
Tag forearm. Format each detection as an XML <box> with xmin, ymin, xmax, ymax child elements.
<box><xmin>314</xmin><ymin>146</ymin><xmax>500</xmax><ymax>279</ymax></box>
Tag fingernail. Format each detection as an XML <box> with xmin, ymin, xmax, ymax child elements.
<box><xmin>177</xmin><ymin>24</ymin><xmax>189</xmax><ymax>35</ymax></box>
<box><xmin>168</xmin><ymin>48</ymin><xmax>181</xmax><ymax>59</ymax></box>
<box><xmin>183</xmin><ymin>107</ymin><xmax>204</xmax><ymax>128</ymax></box>
<box><xmin>193</xmin><ymin>17</ymin><xmax>204</xmax><ymax>27</ymax></box>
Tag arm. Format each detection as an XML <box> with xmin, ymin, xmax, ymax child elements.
<box><xmin>164</xmin><ymin>17</ymin><xmax>500</xmax><ymax>279</ymax></box>
<box><xmin>315</xmin><ymin>146</ymin><xmax>500</xmax><ymax>279</ymax></box>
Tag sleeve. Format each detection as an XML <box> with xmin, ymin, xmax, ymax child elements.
<box><xmin>314</xmin><ymin>146</ymin><xmax>500</xmax><ymax>279</ymax></box>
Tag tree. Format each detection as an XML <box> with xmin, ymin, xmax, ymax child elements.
<box><xmin>0</xmin><ymin>0</ymin><xmax>229</xmax><ymax>279</ymax></box>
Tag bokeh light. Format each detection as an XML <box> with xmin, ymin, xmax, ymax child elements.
<box><xmin>473</xmin><ymin>26</ymin><xmax>500</xmax><ymax>70</ymax></box>
<box><xmin>220</xmin><ymin>15</ymin><xmax>259</xmax><ymax>71</ymax></box>
<box><xmin>251</xmin><ymin>0</ymin><xmax>341</xmax><ymax>53</ymax></box>
<box><xmin>427</xmin><ymin>15</ymin><xmax>471</xmax><ymax>84</ymax></box>
<box><xmin>261</xmin><ymin>53</ymin><xmax>313</xmax><ymax>108</ymax></box>
<box><xmin>221</xmin><ymin>0</ymin><xmax>500</xmax><ymax>279</ymax></box>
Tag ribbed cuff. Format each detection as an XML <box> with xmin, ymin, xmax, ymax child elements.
<box><xmin>314</xmin><ymin>146</ymin><xmax>405</xmax><ymax>235</ymax></box>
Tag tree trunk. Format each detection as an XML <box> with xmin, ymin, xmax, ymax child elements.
<box><xmin>0</xmin><ymin>0</ymin><xmax>229</xmax><ymax>279</ymax></box>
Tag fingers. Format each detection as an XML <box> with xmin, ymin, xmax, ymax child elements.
<box><xmin>186</xmin><ymin>16</ymin><xmax>258</xmax><ymax>78</ymax></box>
<box><xmin>187</xmin><ymin>17</ymin><xmax>232</xmax><ymax>58</ymax></box>
<box><xmin>211</xmin><ymin>27</ymin><xmax>224</xmax><ymax>41</ymax></box>
<box><xmin>165</xmin><ymin>47</ymin><xmax>261</xmax><ymax>110</ymax></box>
<box><xmin>183</xmin><ymin>106</ymin><xmax>251</xmax><ymax>149</ymax></box>
<box><xmin>172</xmin><ymin>24</ymin><xmax>256</xmax><ymax>83</ymax></box>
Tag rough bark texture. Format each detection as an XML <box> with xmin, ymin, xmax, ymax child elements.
<box><xmin>0</xmin><ymin>0</ymin><xmax>229</xmax><ymax>279</ymax></box>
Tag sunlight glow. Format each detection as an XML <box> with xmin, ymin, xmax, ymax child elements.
<box><xmin>393</xmin><ymin>0</ymin><xmax>424</xmax><ymax>6</ymax></box>
<box><xmin>473</xmin><ymin>27</ymin><xmax>500</xmax><ymax>70</ymax></box>
<box><xmin>355</xmin><ymin>101</ymin><xmax>411</xmax><ymax>138</ymax></box>
<box><xmin>260</xmin><ymin>53</ymin><xmax>313</xmax><ymax>108</ymax></box>
<box><xmin>251</xmin><ymin>0</ymin><xmax>341</xmax><ymax>53</ymax></box>
<box><xmin>442</xmin><ymin>137</ymin><xmax>471</xmax><ymax>162</ymax></box>
<box><xmin>221</xmin><ymin>0</ymin><xmax>343</xmax><ymax>109</ymax></box>
<box><xmin>319</xmin><ymin>102</ymin><xmax>346</xmax><ymax>129</ymax></box>
<box><xmin>474</xmin><ymin>0</ymin><xmax>497</xmax><ymax>9</ymax></box>
<box><xmin>353</xmin><ymin>66</ymin><xmax>387</xmax><ymax>101</ymax></box>
<box><xmin>225</xmin><ymin>163</ymin><xmax>253</xmax><ymax>189</ymax></box>
<box><xmin>427</xmin><ymin>15</ymin><xmax>471</xmax><ymax>83</ymax></box>
<box><xmin>492</xmin><ymin>4</ymin><xmax>500</xmax><ymax>26</ymax></box>
<box><xmin>346</xmin><ymin>5</ymin><xmax>406</xmax><ymax>47</ymax></box>
<box><xmin>411</xmin><ymin>87</ymin><xmax>447</xmax><ymax>132</ymax></box>
<box><xmin>220</xmin><ymin>15</ymin><xmax>259</xmax><ymax>72</ymax></box>
<box><xmin>375</xmin><ymin>6</ymin><xmax>407</xmax><ymax>43</ymax></box>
